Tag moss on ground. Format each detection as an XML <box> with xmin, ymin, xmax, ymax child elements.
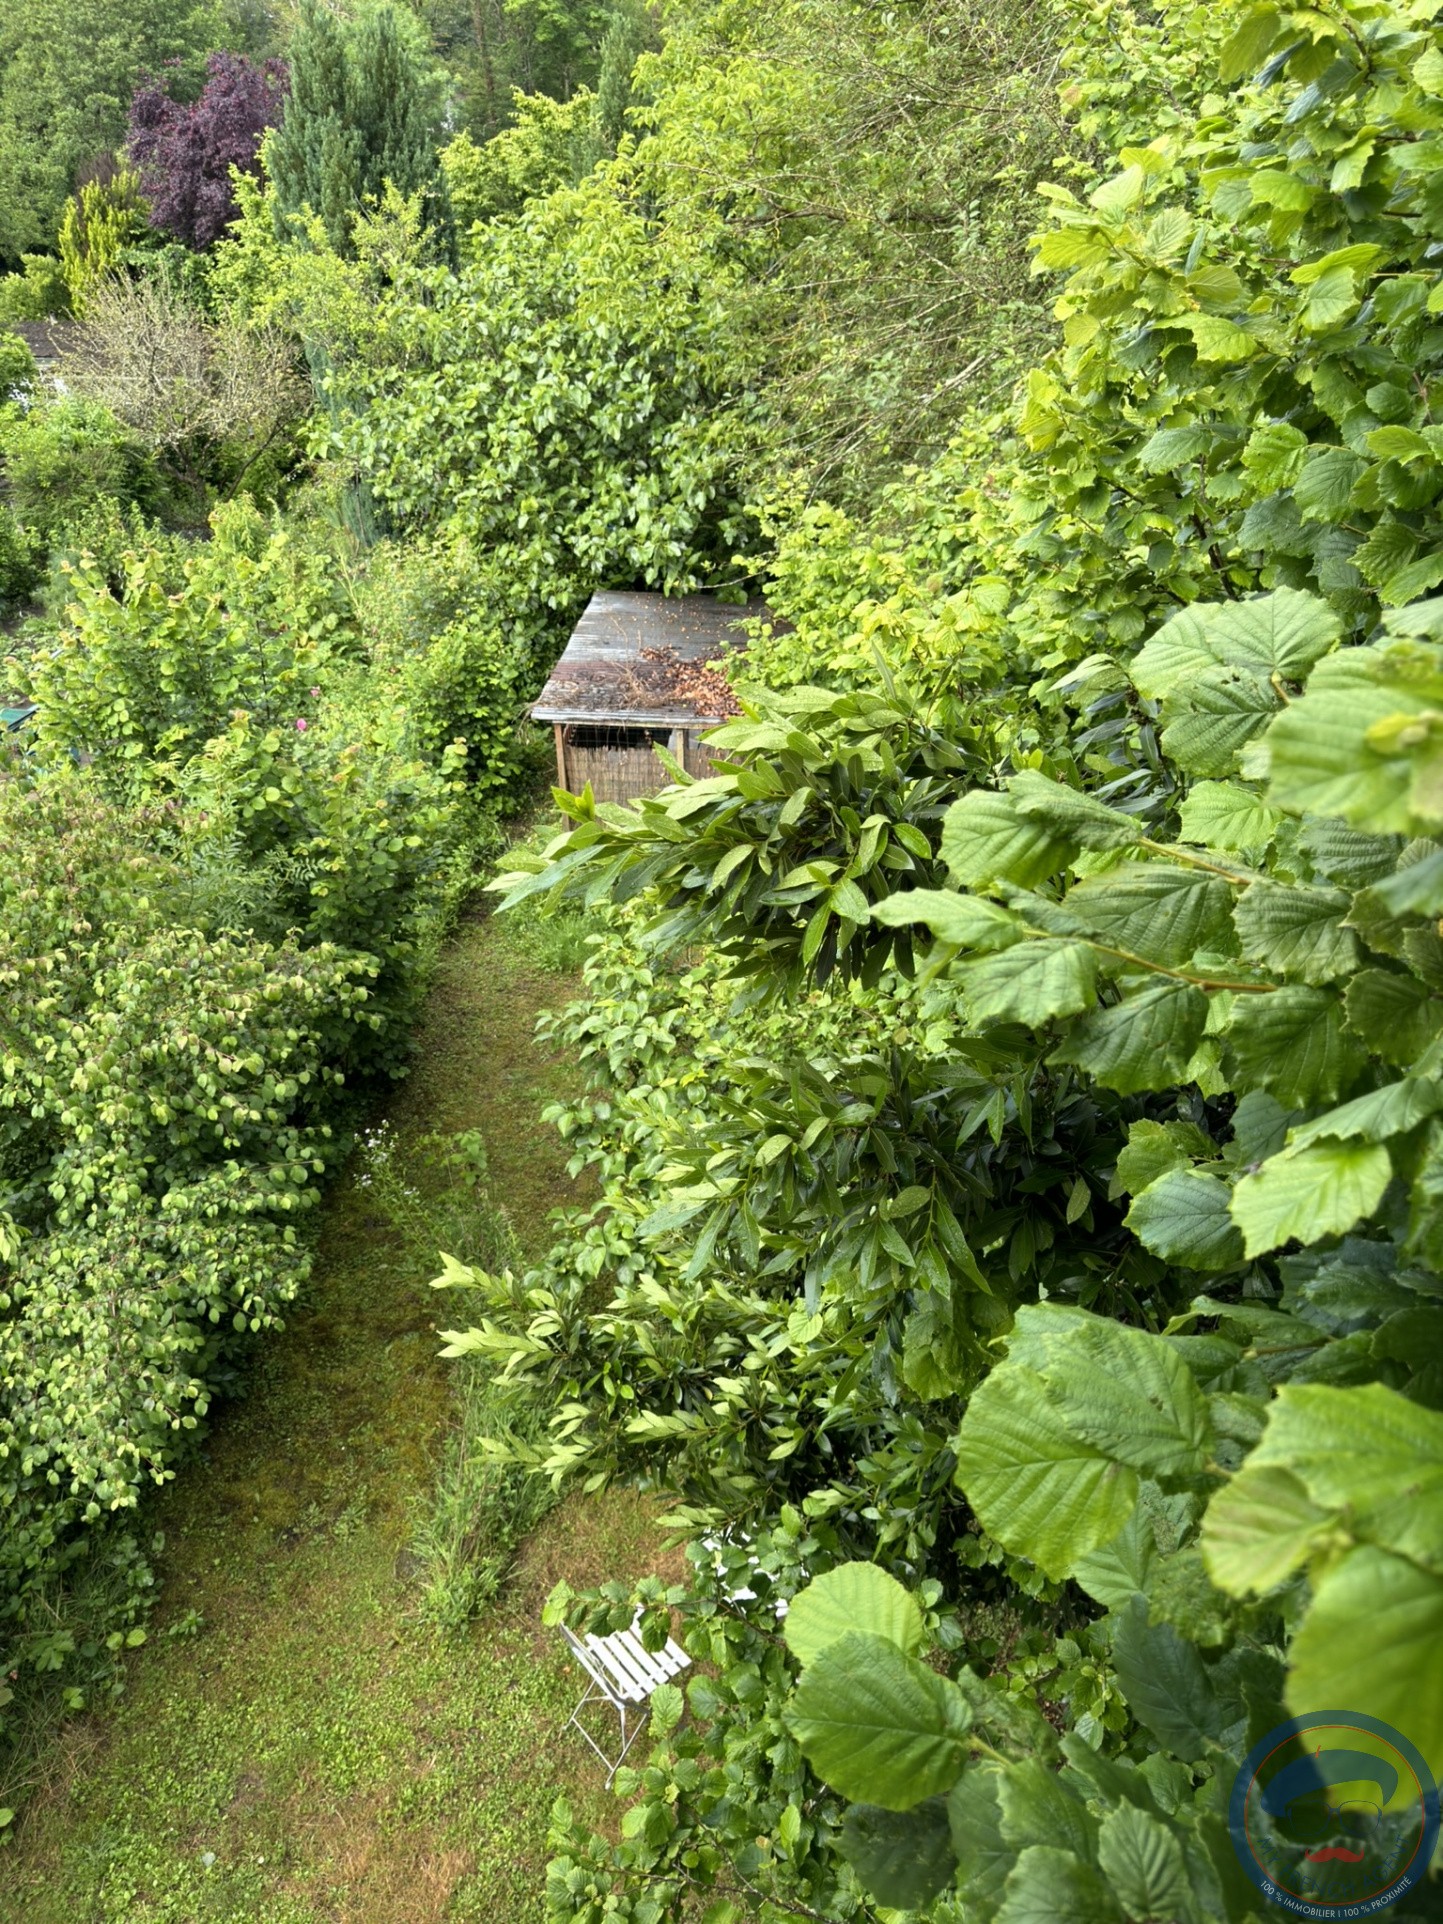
<box><xmin>0</xmin><ymin>905</ymin><xmax>672</xmax><ymax>1924</ymax></box>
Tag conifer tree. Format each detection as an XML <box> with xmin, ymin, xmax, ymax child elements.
<box><xmin>268</xmin><ymin>1</ymin><xmax>445</xmax><ymax>255</ymax></box>
<box><xmin>593</xmin><ymin>0</ymin><xmax>656</xmax><ymax>155</ymax></box>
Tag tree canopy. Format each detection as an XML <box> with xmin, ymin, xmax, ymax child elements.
<box><xmin>0</xmin><ymin>0</ymin><xmax>221</xmax><ymax>265</ymax></box>
<box><xmin>267</xmin><ymin>0</ymin><xmax>449</xmax><ymax>255</ymax></box>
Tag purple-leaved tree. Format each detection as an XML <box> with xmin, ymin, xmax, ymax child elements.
<box><xmin>129</xmin><ymin>53</ymin><xmax>289</xmax><ymax>250</ymax></box>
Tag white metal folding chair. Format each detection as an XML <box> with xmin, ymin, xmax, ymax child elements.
<box><xmin>559</xmin><ymin>1611</ymin><xmax>692</xmax><ymax>1785</ymax></box>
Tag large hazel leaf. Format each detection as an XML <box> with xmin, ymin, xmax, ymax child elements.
<box><xmin>994</xmin><ymin>1847</ymin><xmax>1123</xmax><ymax>1924</ymax></box>
<box><xmin>954</xmin><ymin>1307</ymin><xmax>1210</xmax><ymax>1578</ymax></box>
<box><xmin>998</xmin><ymin>1758</ymin><xmax>1098</xmax><ymax>1861</ymax></box>
<box><xmin>1125</xmin><ymin>1168</ymin><xmax>1245</xmax><ymax>1270</ymax></box>
<box><xmin>1343</xmin><ymin>968</ymin><xmax>1443</xmax><ymax>1066</ymax></box>
<box><xmin>1201</xmin><ymin>1464</ymin><xmax>1333</xmax><ymax>1596</ymax></box>
<box><xmin>1072</xmin><ymin>1507</ymin><xmax>1159</xmax><ymax>1612</ymax></box>
<box><xmin>837</xmin><ymin>1799</ymin><xmax>958</xmax><ymax>1912</ymax></box>
<box><xmin>869</xmin><ymin>888</ymin><xmax>1024</xmax><ymax>950</ymax></box>
<box><xmin>1365</xmin><ymin>842</ymin><xmax>1443</xmax><ymax>915</ymax></box>
<box><xmin>1218</xmin><ymin>4</ymin><xmax>1289</xmax><ymax>82</ymax></box>
<box><xmin>1133</xmin><ymin>589</ymin><xmax>1342</xmax><ymax>697</ymax></box>
<box><xmin>787</xmin><ymin>1631</ymin><xmax>972</xmax><ymax>1809</ymax></box>
<box><xmin>1298</xmin><ymin>815</ymin><xmax>1402</xmax><ymax>887</ymax></box>
<box><xmin>953</xmin><ymin>1364</ymin><xmax>1138</xmax><ymax>1580</ymax></box>
<box><xmin>1247</xmin><ymin>1382</ymin><xmax>1443</xmax><ymax>1568</ymax></box>
<box><xmin>960</xmin><ymin>940</ymin><xmax>1099</xmax><ymax>1027</ymax></box>
<box><xmin>1230</xmin><ymin>1140</ymin><xmax>1393</xmax><ymax>1256</ymax></box>
<box><xmin>1009</xmin><ymin>1306</ymin><xmax>1212</xmax><ymax>1474</ymax></box>
<box><xmin>1066</xmin><ymin>865</ymin><xmax>1236</xmax><ymax>967</ymax></box>
<box><xmin>1286</xmin><ymin>1077</ymin><xmax>1443</xmax><ymax>1149</ymax></box>
<box><xmin>1115</xmin><ymin>1117</ymin><xmax>1218</xmax><ymax>1197</ymax></box>
<box><xmin>1007</xmin><ymin>770</ymin><xmax>1144</xmax><ymax>852</ymax></box>
<box><xmin>1266</xmin><ymin>646</ymin><xmax>1440</xmax><ymax>831</ymax></box>
<box><xmin>948</xmin><ymin>1769</ymin><xmax>1012</xmax><ymax>1922</ymax></box>
<box><xmin>1223</xmin><ymin>985</ymin><xmax>1363</xmax><ymax>1106</ymax></box>
<box><xmin>1232</xmin><ymin>880</ymin><xmax>1359</xmax><ymax>984</ymax></box>
<box><xmin>1287</xmin><ymin>1547</ymin><xmax>1443</xmax><ymax>1768</ymax></box>
<box><xmin>1050</xmin><ymin>981</ymin><xmax>1208</xmax><ymax>1094</ymax></box>
<box><xmin>1159</xmin><ymin>668</ymin><xmax>1279</xmax><ymax>778</ymax></box>
<box><xmin>1097</xmin><ymin>1805</ymin><xmax>1195</xmax><ymax>1924</ymax></box>
<box><xmin>1293</xmin><ymin>446</ymin><xmax>1366</xmax><ymax>522</ymax></box>
<box><xmin>784</xmin><ymin>1562</ymin><xmax>924</xmax><ymax>1668</ymax></box>
<box><xmin>942</xmin><ymin>790</ymin><xmax>1075</xmax><ymax>889</ymax></box>
<box><xmin>1051</xmin><ymin>1317</ymin><xmax>1213</xmax><ymax>1473</ymax></box>
<box><xmin>1177</xmin><ymin>780</ymin><xmax>1279</xmax><ymax>851</ymax></box>
<box><xmin>1110</xmin><ymin>1596</ymin><xmax>1229</xmax><ymax>1763</ymax></box>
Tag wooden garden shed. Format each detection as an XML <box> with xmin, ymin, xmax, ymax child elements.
<box><xmin>533</xmin><ymin>591</ymin><xmax>759</xmax><ymax>804</ymax></box>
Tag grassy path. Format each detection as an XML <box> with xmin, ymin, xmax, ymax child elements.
<box><xmin>0</xmin><ymin>910</ymin><xmax>661</xmax><ymax>1924</ymax></box>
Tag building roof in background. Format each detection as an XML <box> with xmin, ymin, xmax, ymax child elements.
<box><xmin>8</xmin><ymin>320</ymin><xmax>81</xmax><ymax>366</ymax></box>
<box><xmin>532</xmin><ymin>591</ymin><xmax>763</xmax><ymax>728</ymax></box>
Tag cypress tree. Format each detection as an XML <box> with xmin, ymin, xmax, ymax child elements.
<box><xmin>594</xmin><ymin>1</ymin><xmax>657</xmax><ymax>156</ymax></box>
<box><xmin>269</xmin><ymin>0</ymin><xmax>446</xmax><ymax>256</ymax></box>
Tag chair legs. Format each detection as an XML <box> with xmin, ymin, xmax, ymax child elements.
<box><xmin>566</xmin><ymin>1680</ymin><xmax>648</xmax><ymax>1787</ymax></box>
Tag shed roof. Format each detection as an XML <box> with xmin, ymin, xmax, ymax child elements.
<box><xmin>532</xmin><ymin>590</ymin><xmax>760</xmax><ymax>727</ymax></box>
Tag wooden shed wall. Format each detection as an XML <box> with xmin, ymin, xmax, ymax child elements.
<box><xmin>564</xmin><ymin>740</ymin><xmax>668</xmax><ymax>803</ymax></box>
<box><xmin>557</xmin><ymin>724</ymin><xmax>729</xmax><ymax>803</ymax></box>
<box><xmin>684</xmin><ymin>733</ymin><xmax>726</xmax><ymax>779</ymax></box>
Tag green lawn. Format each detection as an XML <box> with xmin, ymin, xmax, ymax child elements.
<box><xmin>0</xmin><ymin>907</ymin><xmax>672</xmax><ymax>1924</ymax></box>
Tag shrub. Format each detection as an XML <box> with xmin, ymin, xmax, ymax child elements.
<box><xmin>0</xmin><ymin>505</ymin><xmax>39</xmax><ymax>611</ymax></box>
<box><xmin>0</xmin><ymin>396</ymin><xmax>172</xmax><ymax>548</ymax></box>
<box><xmin>0</xmin><ymin>328</ymin><xmax>35</xmax><ymax>398</ymax></box>
<box><xmin>0</xmin><ymin>772</ymin><xmax>378</xmax><ymax>1736</ymax></box>
<box><xmin>331</xmin><ymin>179</ymin><xmax>761</xmax><ymax>617</ymax></box>
<box><xmin>0</xmin><ymin>256</ymin><xmax>70</xmax><ymax>324</ymax></box>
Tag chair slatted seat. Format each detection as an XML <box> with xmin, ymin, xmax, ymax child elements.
<box><xmin>559</xmin><ymin>1612</ymin><xmax>691</xmax><ymax>1784</ymax></box>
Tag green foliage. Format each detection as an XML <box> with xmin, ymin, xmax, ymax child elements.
<box><xmin>22</xmin><ymin>509</ymin><xmax>357</xmax><ymax>793</ymax></box>
<box><xmin>0</xmin><ymin>396</ymin><xmax>173</xmax><ymax>550</ymax></box>
<box><xmin>592</xmin><ymin>0</ymin><xmax>656</xmax><ymax>154</ymax></box>
<box><xmin>440</xmin><ymin>95</ymin><xmax>594</xmax><ymax>229</ymax></box>
<box><xmin>0</xmin><ymin>255</ymin><xmax>70</xmax><ymax>322</ymax></box>
<box><xmin>355</xmin><ymin>1121</ymin><xmax>561</xmax><ymax>1626</ymax></box>
<box><xmin>328</xmin><ymin>177</ymin><xmax>758</xmax><ymax>608</ymax></box>
<box><xmin>57</xmin><ymin>167</ymin><xmax>145</xmax><ymax>314</ymax></box>
<box><xmin>420</xmin><ymin>0</ymin><xmax>611</xmax><ymax>143</ymax></box>
<box><xmin>15</xmin><ymin>505</ymin><xmax>474</xmax><ymax>1059</ymax></box>
<box><xmin>0</xmin><ymin>479</ymin><xmax>500</xmax><ymax>1753</ymax></box>
<box><xmin>458</xmin><ymin>5</ymin><xmax>1443</xmax><ymax>1916</ymax></box>
<box><xmin>772</xmin><ymin>1322</ymin><xmax>1443</xmax><ymax>1917</ymax></box>
<box><xmin>0</xmin><ymin>503</ymin><xmax>40</xmax><ymax>611</ymax></box>
<box><xmin>269</xmin><ymin>0</ymin><xmax>450</xmax><ymax>256</ymax></box>
<box><xmin>623</xmin><ymin>0</ymin><xmax>1078</xmax><ymax>493</ymax></box>
<box><xmin>0</xmin><ymin>327</ymin><xmax>35</xmax><ymax>396</ymax></box>
<box><xmin>0</xmin><ymin>0</ymin><xmax>217</xmax><ymax>266</ymax></box>
<box><xmin>0</xmin><ymin>775</ymin><xmax>374</xmax><ymax>1726</ymax></box>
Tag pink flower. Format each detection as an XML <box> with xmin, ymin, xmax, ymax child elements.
<box><xmin>295</xmin><ymin>718</ymin><xmax>308</xmax><ymax>732</ymax></box>
<box><xmin>310</xmin><ymin>686</ymin><xmax>321</xmax><ymax>697</ymax></box>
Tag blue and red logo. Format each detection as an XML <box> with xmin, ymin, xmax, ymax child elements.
<box><xmin>1230</xmin><ymin>1713</ymin><xmax>1440</xmax><ymax>1917</ymax></box>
